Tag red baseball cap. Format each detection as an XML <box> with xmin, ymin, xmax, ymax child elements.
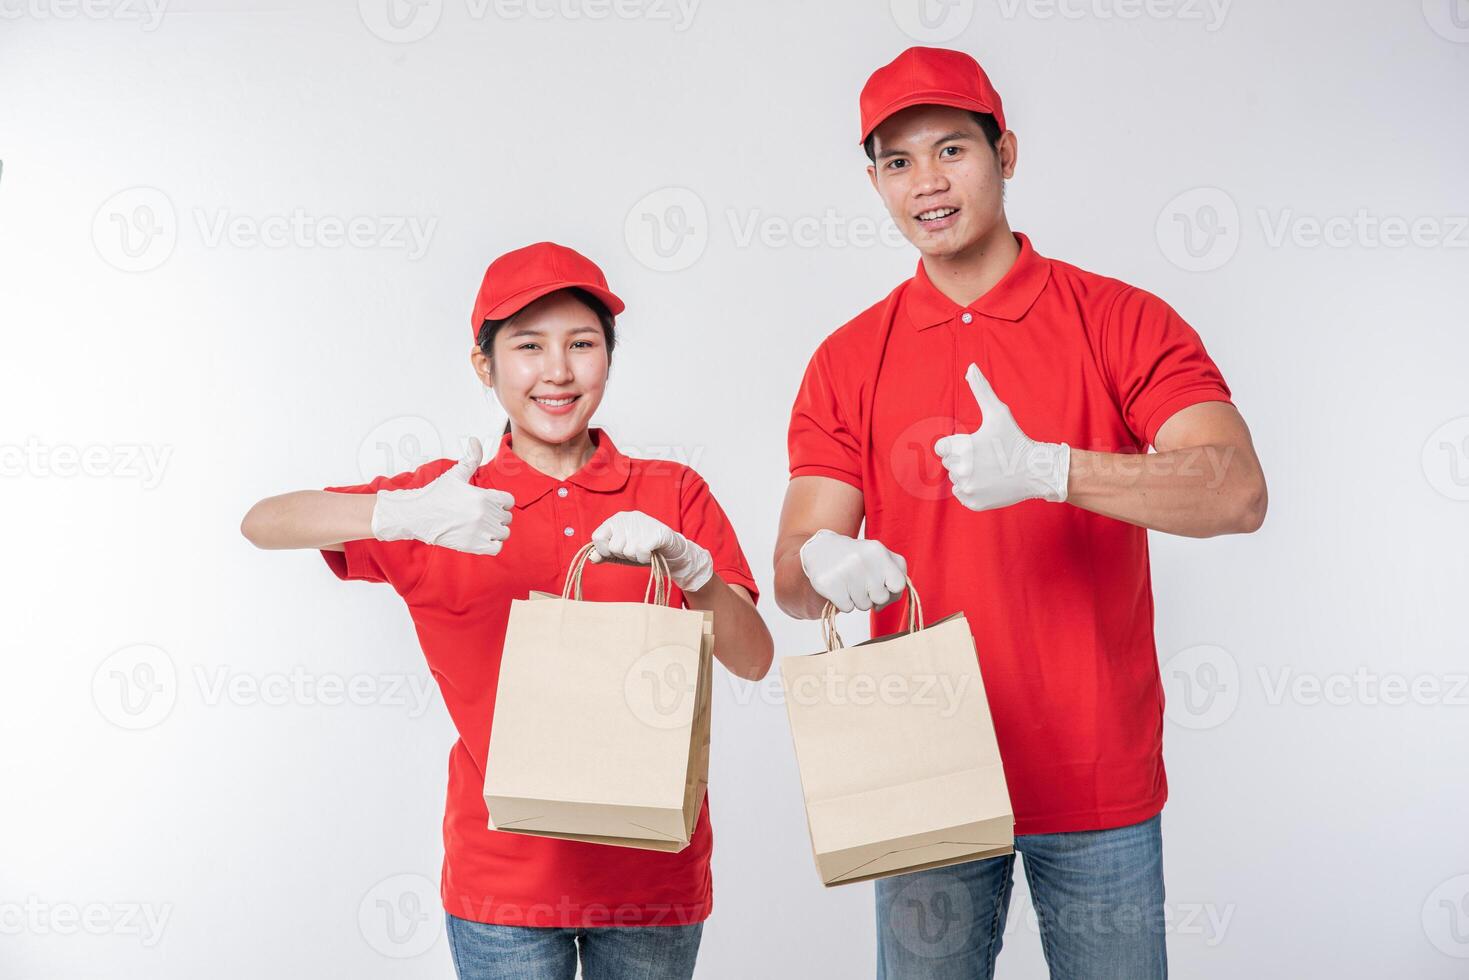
<box><xmin>859</xmin><ymin>46</ymin><xmax>1007</xmax><ymax>146</ymax></box>
<box><xmin>470</xmin><ymin>241</ymin><xmax>625</xmax><ymax>340</ymax></box>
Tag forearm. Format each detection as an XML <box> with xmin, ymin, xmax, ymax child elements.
<box><xmin>684</xmin><ymin>576</ymin><xmax>773</xmax><ymax>680</ymax></box>
<box><xmin>773</xmin><ymin>541</ymin><xmax>828</xmax><ymax>620</ymax></box>
<box><xmin>1065</xmin><ymin>444</ymin><xmax>1267</xmax><ymax>537</ymax></box>
<box><xmin>240</xmin><ymin>490</ymin><xmax>376</xmax><ymax>550</ymax></box>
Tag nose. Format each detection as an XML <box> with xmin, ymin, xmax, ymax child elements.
<box><xmin>543</xmin><ymin>347</ymin><xmax>574</xmax><ymax>385</ymax></box>
<box><xmin>910</xmin><ymin>159</ymin><xmax>950</xmax><ymax>199</ymax></box>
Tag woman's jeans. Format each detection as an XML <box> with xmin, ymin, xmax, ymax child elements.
<box><xmin>445</xmin><ymin>914</ymin><xmax>703</xmax><ymax>980</ymax></box>
<box><xmin>876</xmin><ymin>813</ymin><xmax>1167</xmax><ymax>979</ymax></box>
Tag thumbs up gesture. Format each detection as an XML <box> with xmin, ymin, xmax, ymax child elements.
<box><xmin>932</xmin><ymin>363</ymin><xmax>1071</xmax><ymax>512</ymax></box>
<box><xmin>370</xmin><ymin>437</ymin><xmax>516</xmax><ymax>555</ymax></box>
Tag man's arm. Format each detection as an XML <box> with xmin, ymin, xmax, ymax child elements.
<box><xmin>773</xmin><ymin>475</ymin><xmax>866</xmax><ymax>620</ymax></box>
<box><xmin>1066</xmin><ymin>401</ymin><xmax>1267</xmax><ymax>538</ymax></box>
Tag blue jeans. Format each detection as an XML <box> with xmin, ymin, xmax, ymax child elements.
<box><xmin>444</xmin><ymin>914</ymin><xmax>704</xmax><ymax>980</ymax></box>
<box><xmin>876</xmin><ymin>814</ymin><xmax>1166</xmax><ymax>979</ymax></box>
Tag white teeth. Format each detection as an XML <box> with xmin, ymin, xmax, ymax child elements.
<box><xmin>918</xmin><ymin>208</ymin><xmax>958</xmax><ymax>220</ymax></box>
<box><xmin>534</xmin><ymin>397</ymin><xmax>575</xmax><ymax>407</ymax></box>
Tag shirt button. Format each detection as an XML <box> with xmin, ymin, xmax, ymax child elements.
<box><xmin>557</xmin><ymin>487</ymin><xmax>569</xmax><ymax>498</ymax></box>
<box><xmin>563</xmin><ymin>526</ymin><xmax>574</xmax><ymax>537</ymax></box>
<box><xmin>961</xmin><ymin>312</ymin><xmax>974</xmax><ymax>324</ymax></box>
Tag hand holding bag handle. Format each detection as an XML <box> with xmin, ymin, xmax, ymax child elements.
<box><xmin>562</xmin><ymin>541</ymin><xmax>673</xmax><ymax>607</ymax></box>
<box><xmin>820</xmin><ymin>584</ymin><xmax>925</xmax><ymax>652</ymax></box>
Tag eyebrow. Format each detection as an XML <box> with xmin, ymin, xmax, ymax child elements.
<box><xmin>876</xmin><ymin>130</ymin><xmax>976</xmax><ymax>160</ymax></box>
<box><xmin>504</xmin><ymin>323</ymin><xmax>602</xmax><ymax>339</ymax></box>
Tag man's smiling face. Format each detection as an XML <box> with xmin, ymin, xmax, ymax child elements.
<box><xmin>867</xmin><ymin>104</ymin><xmax>1015</xmax><ymax>261</ymax></box>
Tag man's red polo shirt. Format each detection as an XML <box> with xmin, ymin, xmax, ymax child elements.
<box><xmin>321</xmin><ymin>429</ymin><xmax>758</xmax><ymax>926</ymax></box>
<box><xmin>788</xmin><ymin>232</ymin><xmax>1233</xmax><ymax>835</ymax></box>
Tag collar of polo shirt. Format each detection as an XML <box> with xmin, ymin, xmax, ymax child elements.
<box><xmin>905</xmin><ymin>232</ymin><xmax>1053</xmax><ymax>330</ymax></box>
<box><xmin>477</xmin><ymin>427</ymin><xmax>632</xmax><ymax>507</ymax></box>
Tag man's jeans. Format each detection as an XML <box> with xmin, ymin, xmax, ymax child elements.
<box><xmin>445</xmin><ymin>915</ymin><xmax>703</xmax><ymax>980</ymax></box>
<box><xmin>876</xmin><ymin>813</ymin><xmax>1166</xmax><ymax>979</ymax></box>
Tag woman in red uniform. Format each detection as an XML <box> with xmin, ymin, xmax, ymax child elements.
<box><xmin>241</xmin><ymin>241</ymin><xmax>773</xmax><ymax>980</ymax></box>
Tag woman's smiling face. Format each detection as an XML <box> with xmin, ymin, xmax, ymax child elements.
<box><xmin>473</xmin><ymin>289</ymin><xmax>610</xmax><ymax>446</ymax></box>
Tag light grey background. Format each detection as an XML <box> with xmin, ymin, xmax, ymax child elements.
<box><xmin>2</xmin><ymin>0</ymin><xmax>1467</xmax><ymax>977</ymax></box>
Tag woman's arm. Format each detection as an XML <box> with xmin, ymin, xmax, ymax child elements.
<box><xmin>241</xmin><ymin>490</ymin><xmax>375</xmax><ymax>551</ymax></box>
<box><xmin>242</xmin><ymin>439</ymin><xmax>513</xmax><ymax>556</ymax></box>
<box><xmin>682</xmin><ymin>578</ymin><xmax>773</xmax><ymax>682</ymax></box>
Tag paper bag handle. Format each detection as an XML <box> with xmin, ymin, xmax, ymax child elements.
<box><xmin>819</xmin><ymin>584</ymin><xmax>925</xmax><ymax>652</ymax></box>
<box><xmin>561</xmin><ymin>541</ymin><xmax>673</xmax><ymax>606</ymax></box>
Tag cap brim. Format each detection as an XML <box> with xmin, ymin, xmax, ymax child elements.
<box><xmin>483</xmin><ymin>280</ymin><xmax>626</xmax><ymax>321</ymax></box>
<box><xmin>860</xmin><ymin>91</ymin><xmax>1000</xmax><ymax>144</ymax></box>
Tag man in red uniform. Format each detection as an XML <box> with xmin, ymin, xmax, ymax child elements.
<box><xmin>774</xmin><ymin>47</ymin><xmax>1267</xmax><ymax>977</ymax></box>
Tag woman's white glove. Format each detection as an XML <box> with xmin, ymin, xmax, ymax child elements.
<box><xmin>798</xmin><ymin>529</ymin><xmax>908</xmax><ymax>613</ymax></box>
<box><xmin>588</xmin><ymin>510</ymin><xmax>714</xmax><ymax>592</ymax></box>
<box><xmin>370</xmin><ymin>437</ymin><xmax>515</xmax><ymax>555</ymax></box>
<box><xmin>933</xmin><ymin>362</ymin><xmax>1070</xmax><ymax>511</ymax></box>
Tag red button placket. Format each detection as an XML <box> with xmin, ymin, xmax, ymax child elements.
<box><xmin>553</xmin><ymin>484</ymin><xmax>578</xmax><ymax>577</ymax></box>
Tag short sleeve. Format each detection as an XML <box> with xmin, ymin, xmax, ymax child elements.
<box><xmin>678</xmin><ymin>470</ymin><xmax>760</xmax><ymax>605</ymax></box>
<box><xmin>319</xmin><ymin>458</ymin><xmax>455</xmax><ymax>595</ymax></box>
<box><xmin>1102</xmin><ymin>287</ymin><xmax>1234</xmax><ymax>447</ymax></box>
<box><xmin>788</xmin><ymin>341</ymin><xmax>862</xmax><ymax>489</ymax></box>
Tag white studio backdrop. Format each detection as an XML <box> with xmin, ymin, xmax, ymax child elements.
<box><xmin>2</xmin><ymin>1</ymin><xmax>1466</xmax><ymax>977</ymax></box>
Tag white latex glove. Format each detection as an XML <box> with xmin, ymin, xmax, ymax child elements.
<box><xmin>932</xmin><ymin>362</ymin><xmax>1070</xmax><ymax>512</ymax></box>
<box><xmin>370</xmin><ymin>437</ymin><xmax>515</xmax><ymax>555</ymax></box>
<box><xmin>588</xmin><ymin>510</ymin><xmax>714</xmax><ymax>593</ymax></box>
<box><xmin>798</xmin><ymin>529</ymin><xmax>907</xmax><ymax>613</ymax></box>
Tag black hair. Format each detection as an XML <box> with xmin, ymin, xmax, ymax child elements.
<box><xmin>476</xmin><ymin>286</ymin><xmax>617</xmax><ymax>435</ymax></box>
<box><xmin>863</xmin><ymin>110</ymin><xmax>1003</xmax><ymax>163</ymax></box>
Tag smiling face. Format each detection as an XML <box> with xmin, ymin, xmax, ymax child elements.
<box><xmin>470</xmin><ymin>289</ymin><xmax>610</xmax><ymax>448</ymax></box>
<box><xmin>867</xmin><ymin>104</ymin><xmax>1016</xmax><ymax>262</ymax></box>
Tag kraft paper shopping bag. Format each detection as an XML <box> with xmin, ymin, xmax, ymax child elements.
<box><xmin>781</xmin><ymin>586</ymin><xmax>1013</xmax><ymax>885</ymax></box>
<box><xmin>484</xmin><ymin>544</ymin><xmax>713</xmax><ymax>852</ymax></box>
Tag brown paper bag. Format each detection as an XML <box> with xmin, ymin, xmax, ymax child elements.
<box><xmin>780</xmin><ymin>586</ymin><xmax>1013</xmax><ymax>885</ymax></box>
<box><xmin>484</xmin><ymin>544</ymin><xmax>713</xmax><ymax>852</ymax></box>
